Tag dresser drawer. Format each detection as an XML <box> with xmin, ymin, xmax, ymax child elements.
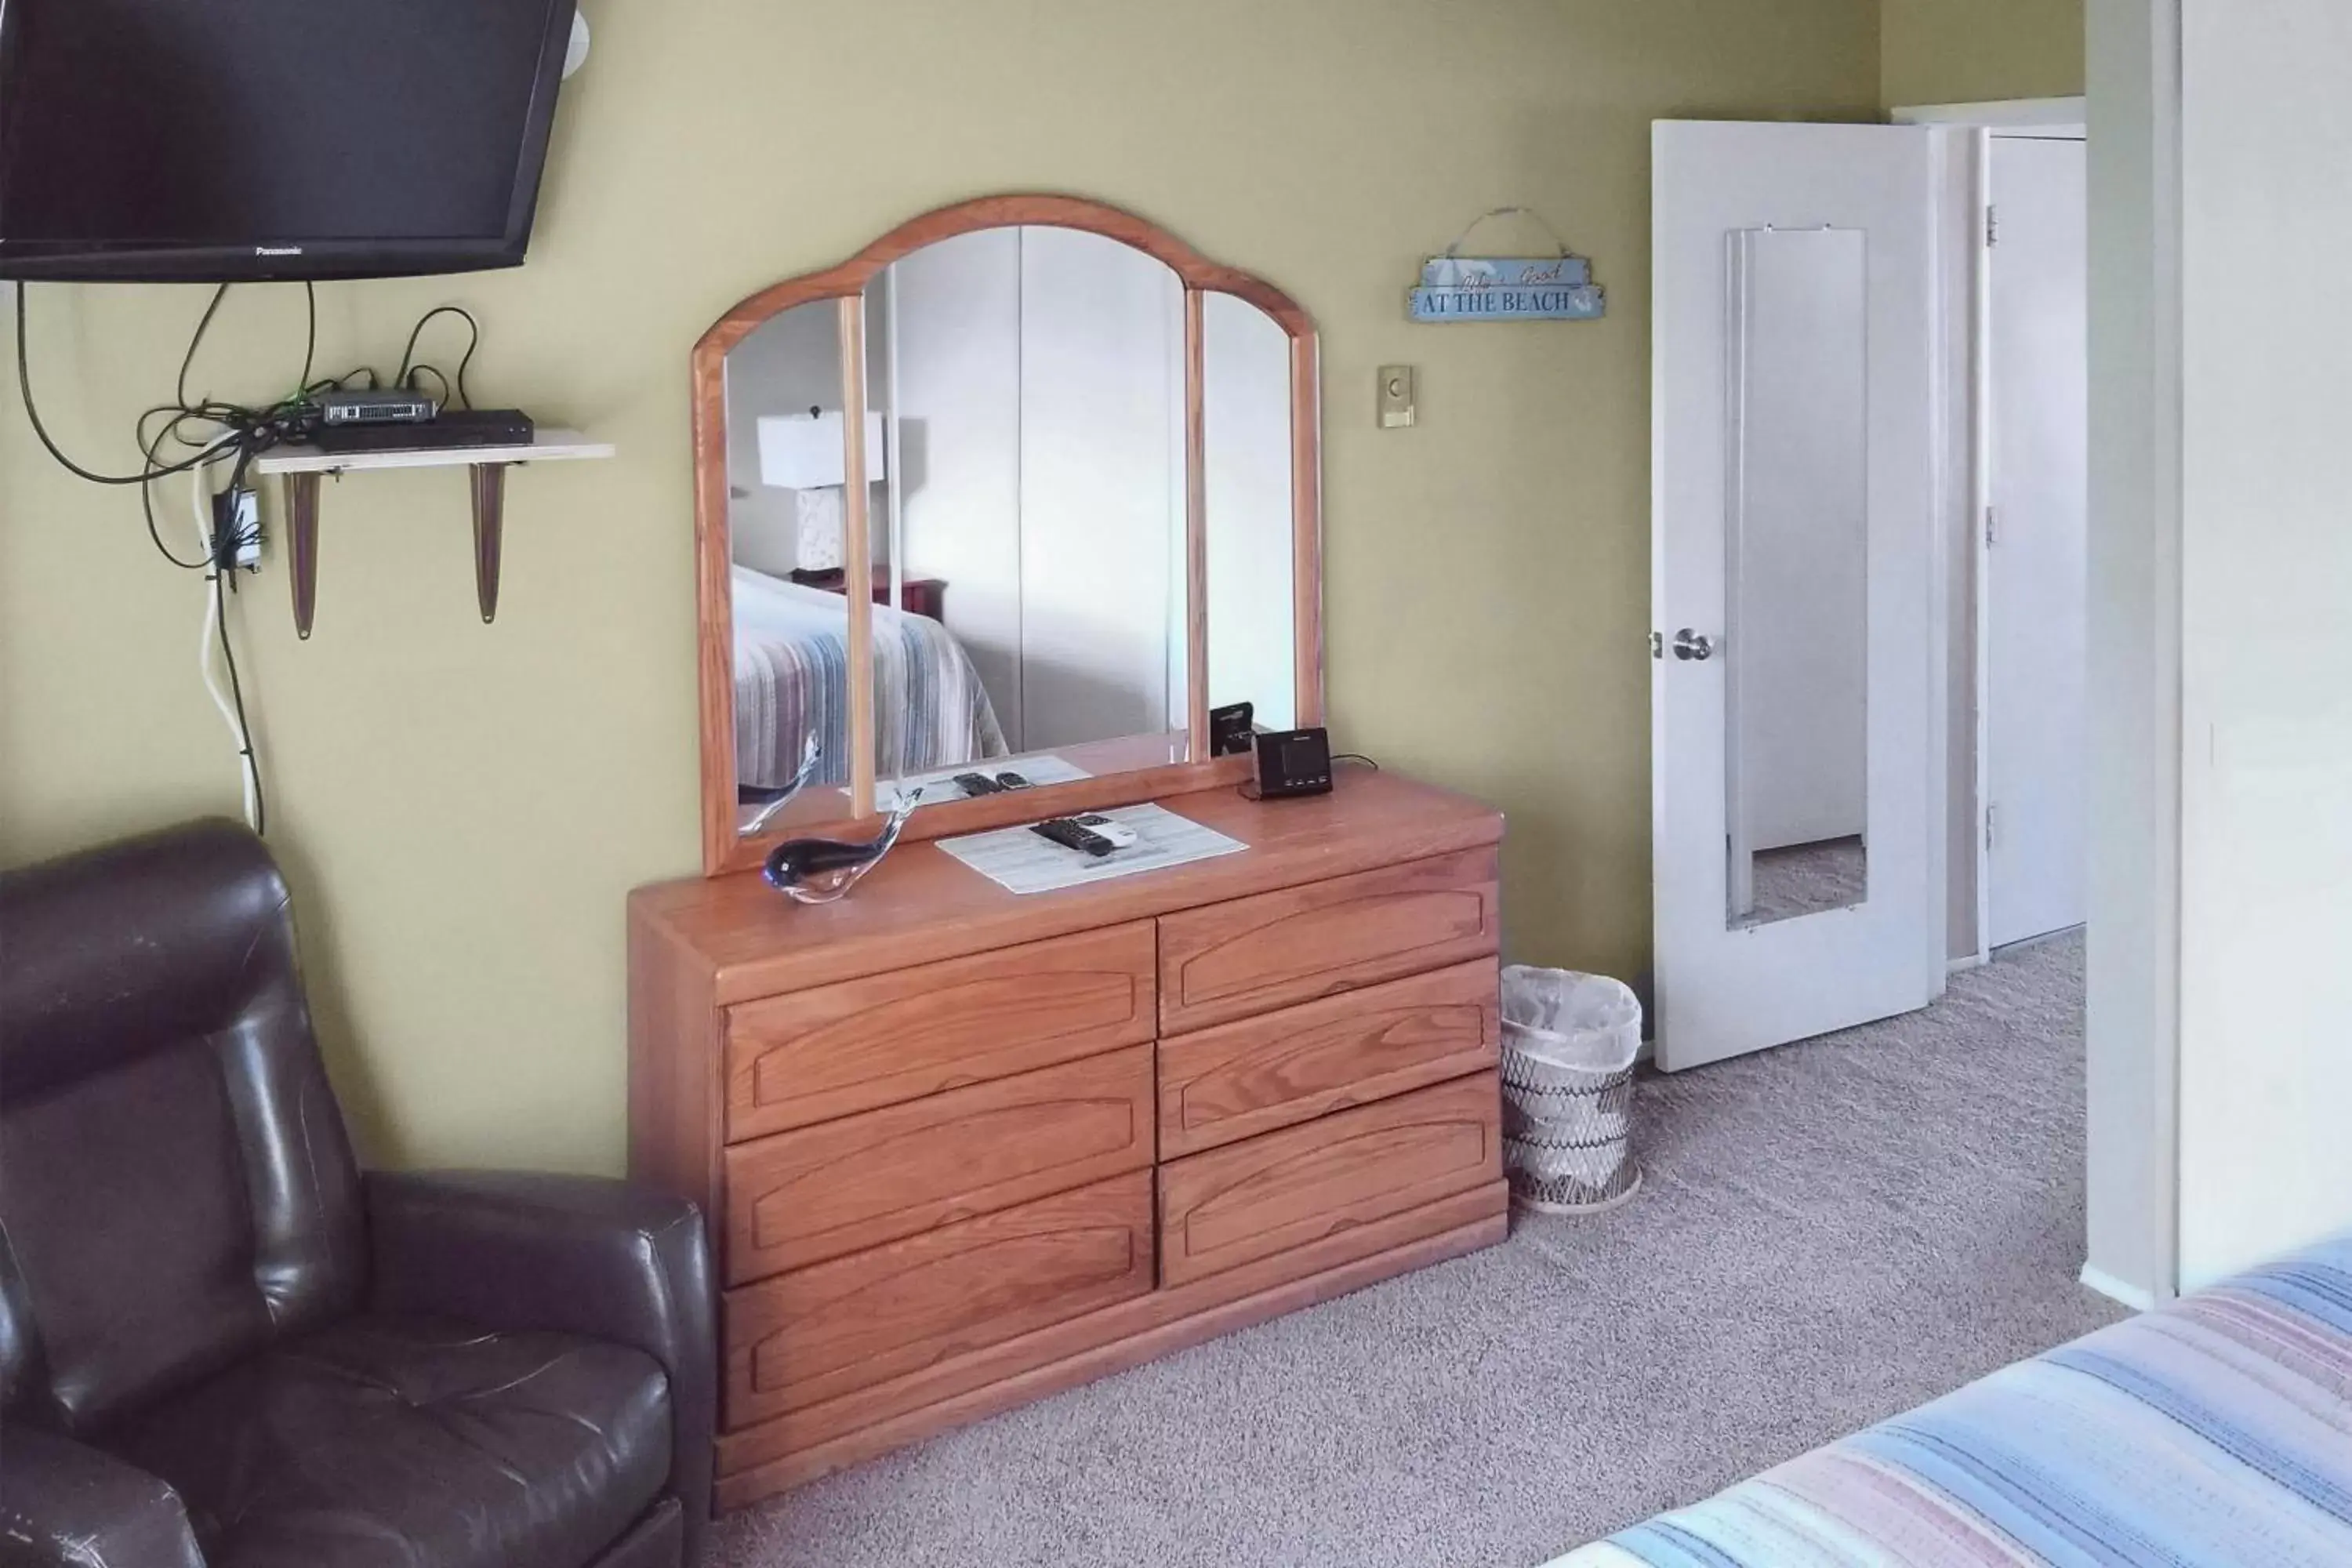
<box><xmin>724</xmin><ymin>1045</ymin><xmax>1154</xmax><ymax>1284</ymax></box>
<box><xmin>724</xmin><ymin>1172</ymin><xmax>1153</xmax><ymax>1430</ymax></box>
<box><xmin>724</xmin><ymin>921</ymin><xmax>1156</xmax><ymax>1141</ymax></box>
<box><xmin>1156</xmin><ymin>848</ymin><xmax>1499</xmax><ymax>1035</ymax></box>
<box><xmin>1158</xmin><ymin>959</ymin><xmax>1500</xmax><ymax>1159</ymax></box>
<box><xmin>1157</xmin><ymin>1073</ymin><xmax>1501</xmax><ymax>1287</ymax></box>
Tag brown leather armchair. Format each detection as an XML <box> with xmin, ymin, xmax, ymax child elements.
<box><xmin>0</xmin><ymin>821</ymin><xmax>715</xmax><ymax>1568</ymax></box>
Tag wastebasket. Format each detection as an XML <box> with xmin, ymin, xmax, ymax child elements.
<box><xmin>1499</xmin><ymin>966</ymin><xmax>1642</xmax><ymax>1213</ymax></box>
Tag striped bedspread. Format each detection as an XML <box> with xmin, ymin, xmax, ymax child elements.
<box><xmin>1555</xmin><ymin>1234</ymin><xmax>2352</xmax><ymax>1567</ymax></box>
<box><xmin>733</xmin><ymin>566</ymin><xmax>1006</xmax><ymax>791</ymax></box>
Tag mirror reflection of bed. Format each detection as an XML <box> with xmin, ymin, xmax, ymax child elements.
<box><xmin>720</xmin><ymin>219</ymin><xmax>1297</xmax><ymax>837</ymax></box>
<box><xmin>728</xmin><ymin>565</ymin><xmax>1005</xmax><ymax>829</ymax></box>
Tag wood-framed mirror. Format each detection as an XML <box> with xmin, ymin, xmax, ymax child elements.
<box><xmin>693</xmin><ymin>195</ymin><xmax>1323</xmax><ymax>877</ymax></box>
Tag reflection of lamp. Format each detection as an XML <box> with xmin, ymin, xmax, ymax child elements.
<box><xmin>758</xmin><ymin>409</ymin><xmax>888</xmax><ymax>572</ymax></box>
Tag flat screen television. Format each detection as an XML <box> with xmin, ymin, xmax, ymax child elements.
<box><xmin>0</xmin><ymin>0</ymin><xmax>577</xmax><ymax>282</ymax></box>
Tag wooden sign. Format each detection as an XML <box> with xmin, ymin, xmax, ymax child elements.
<box><xmin>1410</xmin><ymin>254</ymin><xmax>1606</xmax><ymax>322</ymax></box>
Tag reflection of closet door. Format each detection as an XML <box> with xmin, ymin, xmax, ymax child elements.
<box><xmin>1652</xmin><ymin>120</ymin><xmax>1945</xmax><ymax>1073</ymax></box>
<box><xmin>891</xmin><ymin>230</ymin><xmax>1025</xmax><ymax>742</ymax></box>
<box><xmin>1018</xmin><ymin>227</ymin><xmax>1185</xmax><ymax>751</ymax></box>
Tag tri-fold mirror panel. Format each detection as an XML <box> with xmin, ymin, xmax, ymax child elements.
<box><xmin>1724</xmin><ymin>226</ymin><xmax>1869</xmax><ymax>928</ymax></box>
<box><xmin>697</xmin><ymin>198</ymin><xmax>1320</xmax><ymax>873</ymax></box>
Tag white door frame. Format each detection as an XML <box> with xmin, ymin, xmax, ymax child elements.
<box><xmin>1895</xmin><ymin>99</ymin><xmax>2086</xmax><ymax>971</ymax></box>
<box><xmin>1897</xmin><ymin>97</ymin><xmax>2087</xmax><ymax>136</ymax></box>
<box><xmin>1910</xmin><ymin>77</ymin><xmax>2182</xmax><ymax>1316</ymax></box>
<box><xmin>2074</xmin><ymin>0</ymin><xmax>2181</xmax><ymax>1317</ymax></box>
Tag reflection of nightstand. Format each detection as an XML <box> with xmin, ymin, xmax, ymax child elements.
<box><xmin>789</xmin><ymin>568</ymin><xmax>948</xmax><ymax>622</ymax></box>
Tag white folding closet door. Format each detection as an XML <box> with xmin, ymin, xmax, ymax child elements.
<box><xmin>1986</xmin><ymin>136</ymin><xmax>2089</xmax><ymax>949</ymax></box>
<box><xmin>887</xmin><ymin>227</ymin><xmax>1185</xmax><ymax>756</ymax></box>
<box><xmin>1017</xmin><ymin>227</ymin><xmax>1184</xmax><ymax>752</ymax></box>
<box><xmin>891</xmin><ymin>230</ymin><xmax>1026</xmax><ymax>742</ymax></box>
<box><xmin>1652</xmin><ymin>121</ymin><xmax>1946</xmax><ymax>1072</ymax></box>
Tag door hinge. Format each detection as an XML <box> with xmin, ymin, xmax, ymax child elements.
<box><xmin>1984</xmin><ymin>505</ymin><xmax>2000</xmax><ymax>546</ymax></box>
<box><xmin>1985</xmin><ymin>803</ymin><xmax>2000</xmax><ymax>851</ymax></box>
<box><xmin>1985</xmin><ymin>204</ymin><xmax>2000</xmax><ymax>248</ymax></box>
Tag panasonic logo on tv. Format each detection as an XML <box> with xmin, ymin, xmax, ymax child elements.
<box><xmin>255</xmin><ymin>246</ymin><xmax>304</xmax><ymax>257</ymax></box>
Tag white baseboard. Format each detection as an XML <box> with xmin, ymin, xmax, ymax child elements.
<box><xmin>2078</xmin><ymin>1263</ymin><xmax>2158</xmax><ymax>1313</ymax></box>
<box><xmin>1947</xmin><ymin>953</ymin><xmax>1989</xmax><ymax>975</ymax></box>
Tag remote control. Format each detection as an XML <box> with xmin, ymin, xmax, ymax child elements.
<box><xmin>1032</xmin><ymin>818</ymin><xmax>1116</xmax><ymax>857</ymax></box>
<box><xmin>953</xmin><ymin>772</ymin><xmax>1005</xmax><ymax>797</ymax></box>
<box><xmin>1071</xmin><ymin>815</ymin><xmax>1141</xmax><ymax>850</ymax></box>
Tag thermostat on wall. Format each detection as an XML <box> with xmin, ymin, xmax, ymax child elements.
<box><xmin>1379</xmin><ymin>365</ymin><xmax>1417</xmax><ymax>428</ymax></box>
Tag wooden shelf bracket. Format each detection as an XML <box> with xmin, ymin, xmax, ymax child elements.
<box><xmin>471</xmin><ymin>463</ymin><xmax>508</xmax><ymax>624</ymax></box>
<box><xmin>252</xmin><ymin>429</ymin><xmax>613</xmax><ymax>638</ymax></box>
<box><xmin>285</xmin><ymin>472</ymin><xmax>324</xmax><ymax>640</ymax></box>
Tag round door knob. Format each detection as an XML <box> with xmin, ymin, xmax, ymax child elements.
<box><xmin>1672</xmin><ymin>629</ymin><xmax>1716</xmax><ymax>662</ymax></box>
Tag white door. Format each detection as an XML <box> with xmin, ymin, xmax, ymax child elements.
<box><xmin>1986</xmin><ymin>137</ymin><xmax>2089</xmax><ymax>948</ymax></box>
<box><xmin>1653</xmin><ymin>121</ymin><xmax>1946</xmax><ymax>1072</ymax></box>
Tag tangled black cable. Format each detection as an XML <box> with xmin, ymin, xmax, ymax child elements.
<box><xmin>394</xmin><ymin>303</ymin><xmax>479</xmax><ymax>409</ymax></box>
<box><xmin>15</xmin><ymin>281</ymin><xmax>325</xmax><ymax>567</ymax></box>
<box><xmin>14</xmin><ymin>281</ymin><xmax>477</xmax><ymax>567</ymax></box>
<box><xmin>13</xmin><ymin>290</ymin><xmax>242</xmax><ymax>491</ymax></box>
<box><xmin>12</xmin><ymin>281</ymin><xmax>492</xmax><ymax>838</ymax></box>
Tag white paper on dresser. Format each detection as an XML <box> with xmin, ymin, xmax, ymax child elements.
<box><xmin>937</xmin><ymin>804</ymin><xmax>1246</xmax><ymax>895</ymax></box>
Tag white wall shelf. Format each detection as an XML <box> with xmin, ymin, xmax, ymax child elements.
<box><xmin>251</xmin><ymin>430</ymin><xmax>615</xmax><ymax>637</ymax></box>
<box><xmin>252</xmin><ymin>429</ymin><xmax>613</xmax><ymax>475</ymax></box>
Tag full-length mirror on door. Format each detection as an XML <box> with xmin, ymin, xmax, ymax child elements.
<box><xmin>1725</xmin><ymin>227</ymin><xmax>1869</xmax><ymax>928</ymax></box>
<box><xmin>693</xmin><ymin>196</ymin><xmax>1323</xmax><ymax>877</ymax></box>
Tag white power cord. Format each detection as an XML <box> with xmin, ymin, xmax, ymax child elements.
<box><xmin>191</xmin><ymin>449</ymin><xmax>261</xmax><ymax>831</ymax></box>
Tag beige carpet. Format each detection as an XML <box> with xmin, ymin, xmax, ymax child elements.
<box><xmin>713</xmin><ymin>932</ymin><xmax>2117</xmax><ymax>1568</ymax></box>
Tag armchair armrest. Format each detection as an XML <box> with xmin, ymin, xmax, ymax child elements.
<box><xmin>364</xmin><ymin>1171</ymin><xmax>715</xmax><ymax>1551</ymax></box>
<box><xmin>0</xmin><ymin>1423</ymin><xmax>205</xmax><ymax>1568</ymax></box>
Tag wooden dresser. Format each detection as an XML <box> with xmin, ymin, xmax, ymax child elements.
<box><xmin>629</xmin><ymin>770</ymin><xmax>1508</xmax><ymax>1507</ymax></box>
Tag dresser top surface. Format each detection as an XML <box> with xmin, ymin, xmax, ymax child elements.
<box><xmin>632</xmin><ymin>769</ymin><xmax>1502</xmax><ymax>1002</ymax></box>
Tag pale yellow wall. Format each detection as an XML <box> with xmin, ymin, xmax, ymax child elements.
<box><xmin>1882</xmin><ymin>0</ymin><xmax>2085</xmax><ymax>107</ymax></box>
<box><xmin>0</xmin><ymin>1</ymin><xmax>1878</xmax><ymax>1174</ymax></box>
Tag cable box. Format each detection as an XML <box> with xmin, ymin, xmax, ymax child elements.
<box><xmin>313</xmin><ymin>411</ymin><xmax>535</xmax><ymax>454</ymax></box>
<box><xmin>318</xmin><ymin>389</ymin><xmax>438</xmax><ymax>426</ymax></box>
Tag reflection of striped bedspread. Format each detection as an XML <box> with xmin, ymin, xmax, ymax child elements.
<box><xmin>733</xmin><ymin>567</ymin><xmax>1006</xmax><ymax>791</ymax></box>
<box><xmin>1557</xmin><ymin>1234</ymin><xmax>2352</xmax><ymax>1567</ymax></box>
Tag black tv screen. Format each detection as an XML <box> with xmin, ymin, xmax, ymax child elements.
<box><xmin>0</xmin><ymin>0</ymin><xmax>575</xmax><ymax>281</ymax></box>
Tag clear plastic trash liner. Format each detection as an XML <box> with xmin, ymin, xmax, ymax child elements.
<box><xmin>1498</xmin><ymin>966</ymin><xmax>1642</xmax><ymax>1213</ymax></box>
